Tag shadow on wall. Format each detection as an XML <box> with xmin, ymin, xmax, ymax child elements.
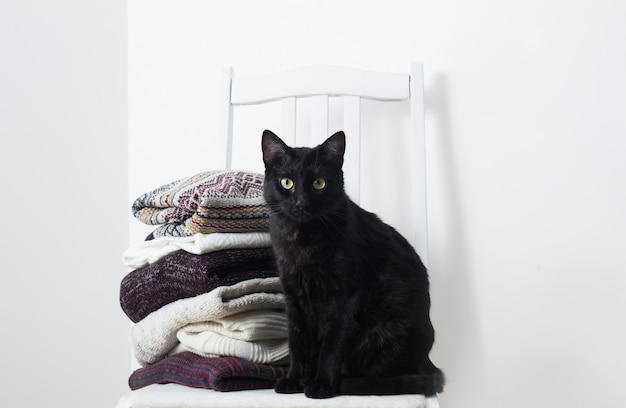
<box><xmin>426</xmin><ymin>74</ymin><xmax>485</xmax><ymax>404</ymax></box>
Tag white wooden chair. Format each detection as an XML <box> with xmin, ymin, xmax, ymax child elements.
<box><xmin>116</xmin><ymin>62</ymin><xmax>440</xmax><ymax>408</ymax></box>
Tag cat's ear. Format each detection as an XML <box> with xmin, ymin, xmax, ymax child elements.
<box><xmin>262</xmin><ymin>129</ymin><xmax>289</xmax><ymax>168</ymax></box>
<box><xmin>321</xmin><ymin>131</ymin><xmax>346</xmax><ymax>166</ymax></box>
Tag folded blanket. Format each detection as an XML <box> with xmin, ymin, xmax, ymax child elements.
<box><xmin>120</xmin><ymin>247</ymin><xmax>278</xmax><ymax>322</ymax></box>
<box><xmin>131</xmin><ymin>278</ymin><xmax>285</xmax><ymax>366</ymax></box>
<box><xmin>128</xmin><ymin>351</ymin><xmax>287</xmax><ymax>391</ymax></box>
<box><xmin>122</xmin><ymin>232</ymin><xmax>272</xmax><ymax>269</ymax></box>
<box><xmin>173</xmin><ymin>309</ymin><xmax>289</xmax><ymax>364</ymax></box>
<box><xmin>132</xmin><ymin>170</ymin><xmax>270</xmax><ymax>238</ymax></box>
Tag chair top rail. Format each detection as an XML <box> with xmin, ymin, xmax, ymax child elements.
<box><xmin>230</xmin><ymin>65</ymin><xmax>410</xmax><ymax>105</ymax></box>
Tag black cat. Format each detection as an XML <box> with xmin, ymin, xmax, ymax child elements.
<box><xmin>261</xmin><ymin>129</ymin><xmax>444</xmax><ymax>399</ymax></box>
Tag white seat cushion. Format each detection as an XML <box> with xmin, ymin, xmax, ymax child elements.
<box><xmin>116</xmin><ymin>384</ymin><xmax>439</xmax><ymax>408</ymax></box>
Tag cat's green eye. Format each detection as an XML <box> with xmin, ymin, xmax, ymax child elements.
<box><xmin>280</xmin><ymin>177</ymin><xmax>294</xmax><ymax>190</ymax></box>
<box><xmin>312</xmin><ymin>178</ymin><xmax>326</xmax><ymax>190</ymax></box>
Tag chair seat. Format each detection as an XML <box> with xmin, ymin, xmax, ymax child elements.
<box><xmin>116</xmin><ymin>384</ymin><xmax>439</xmax><ymax>408</ymax></box>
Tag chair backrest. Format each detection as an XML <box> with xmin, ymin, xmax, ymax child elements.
<box><xmin>220</xmin><ymin>62</ymin><xmax>428</xmax><ymax>266</ymax></box>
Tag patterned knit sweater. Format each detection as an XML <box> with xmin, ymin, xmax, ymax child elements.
<box><xmin>132</xmin><ymin>170</ymin><xmax>270</xmax><ymax>238</ymax></box>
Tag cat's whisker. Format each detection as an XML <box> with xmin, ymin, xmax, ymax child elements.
<box><xmin>316</xmin><ymin>214</ymin><xmax>342</xmax><ymax>236</ymax></box>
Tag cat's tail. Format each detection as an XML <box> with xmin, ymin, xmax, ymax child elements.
<box><xmin>339</xmin><ymin>369</ymin><xmax>445</xmax><ymax>397</ymax></box>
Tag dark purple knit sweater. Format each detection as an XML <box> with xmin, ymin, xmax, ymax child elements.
<box><xmin>128</xmin><ymin>351</ymin><xmax>287</xmax><ymax>391</ymax></box>
<box><xmin>120</xmin><ymin>247</ymin><xmax>278</xmax><ymax>322</ymax></box>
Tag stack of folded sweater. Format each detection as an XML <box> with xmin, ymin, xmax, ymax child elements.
<box><xmin>119</xmin><ymin>170</ymin><xmax>288</xmax><ymax>392</ymax></box>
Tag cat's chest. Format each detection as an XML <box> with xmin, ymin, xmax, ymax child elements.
<box><xmin>271</xmin><ymin>223</ymin><xmax>340</xmax><ymax>272</ymax></box>
<box><xmin>270</xmin><ymin>218</ymin><xmax>331</xmax><ymax>251</ymax></box>
<box><xmin>273</xmin><ymin>232</ymin><xmax>327</xmax><ymax>267</ymax></box>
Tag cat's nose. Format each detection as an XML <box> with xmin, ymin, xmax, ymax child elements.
<box><xmin>295</xmin><ymin>197</ymin><xmax>308</xmax><ymax>209</ymax></box>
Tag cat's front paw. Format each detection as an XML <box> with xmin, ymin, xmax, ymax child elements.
<box><xmin>305</xmin><ymin>381</ymin><xmax>335</xmax><ymax>399</ymax></box>
<box><xmin>275</xmin><ymin>377</ymin><xmax>304</xmax><ymax>394</ymax></box>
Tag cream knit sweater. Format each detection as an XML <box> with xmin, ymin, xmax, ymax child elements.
<box><xmin>130</xmin><ymin>278</ymin><xmax>285</xmax><ymax>366</ymax></box>
<box><xmin>174</xmin><ymin>309</ymin><xmax>289</xmax><ymax>364</ymax></box>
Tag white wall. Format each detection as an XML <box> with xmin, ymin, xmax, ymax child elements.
<box><xmin>127</xmin><ymin>1</ymin><xmax>626</xmax><ymax>408</ymax></box>
<box><xmin>0</xmin><ymin>1</ymin><xmax>129</xmax><ymax>407</ymax></box>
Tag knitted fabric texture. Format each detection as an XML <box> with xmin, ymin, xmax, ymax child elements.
<box><xmin>128</xmin><ymin>351</ymin><xmax>287</xmax><ymax>391</ymax></box>
<box><xmin>180</xmin><ymin>309</ymin><xmax>288</xmax><ymax>342</ymax></box>
<box><xmin>120</xmin><ymin>247</ymin><xmax>278</xmax><ymax>323</ymax></box>
<box><xmin>175</xmin><ymin>310</ymin><xmax>289</xmax><ymax>364</ymax></box>
<box><xmin>122</xmin><ymin>232</ymin><xmax>272</xmax><ymax>269</ymax></box>
<box><xmin>130</xmin><ymin>277</ymin><xmax>285</xmax><ymax>366</ymax></box>
<box><xmin>132</xmin><ymin>170</ymin><xmax>270</xmax><ymax>237</ymax></box>
<box><xmin>172</xmin><ymin>334</ymin><xmax>288</xmax><ymax>365</ymax></box>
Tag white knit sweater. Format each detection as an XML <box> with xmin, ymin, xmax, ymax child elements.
<box><xmin>130</xmin><ymin>278</ymin><xmax>285</xmax><ymax>366</ymax></box>
<box><xmin>174</xmin><ymin>309</ymin><xmax>289</xmax><ymax>364</ymax></box>
<box><xmin>122</xmin><ymin>232</ymin><xmax>272</xmax><ymax>268</ymax></box>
